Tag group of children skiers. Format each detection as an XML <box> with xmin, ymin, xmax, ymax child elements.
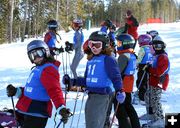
<box><xmin>3</xmin><ymin>10</ymin><xmax>170</xmax><ymax>128</ymax></box>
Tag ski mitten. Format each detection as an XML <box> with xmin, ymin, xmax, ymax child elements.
<box><xmin>116</xmin><ymin>91</ymin><xmax>126</xmax><ymax>104</ymax></box>
<box><xmin>6</xmin><ymin>84</ymin><xmax>17</xmax><ymax>97</ymax></box>
<box><xmin>57</xmin><ymin>105</ymin><xmax>71</xmax><ymax>124</ymax></box>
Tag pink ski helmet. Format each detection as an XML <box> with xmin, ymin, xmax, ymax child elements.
<box><xmin>138</xmin><ymin>34</ymin><xmax>152</xmax><ymax>46</ymax></box>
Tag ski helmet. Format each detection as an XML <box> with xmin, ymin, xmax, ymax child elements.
<box><xmin>116</xmin><ymin>34</ymin><xmax>135</xmax><ymax>50</ymax></box>
<box><xmin>47</xmin><ymin>20</ymin><xmax>58</xmax><ymax>30</ymax></box>
<box><xmin>152</xmin><ymin>35</ymin><xmax>166</xmax><ymax>51</ymax></box>
<box><xmin>88</xmin><ymin>31</ymin><xmax>110</xmax><ymax>49</ymax></box>
<box><xmin>72</xmin><ymin>19</ymin><xmax>83</xmax><ymax>28</ymax></box>
<box><xmin>138</xmin><ymin>34</ymin><xmax>152</xmax><ymax>46</ymax></box>
<box><xmin>146</xmin><ymin>30</ymin><xmax>159</xmax><ymax>39</ymax></box>
<box><xmin>27</xmin><ymin>40</ymin><xmax>50</xmax><ymax>63</ymax></box>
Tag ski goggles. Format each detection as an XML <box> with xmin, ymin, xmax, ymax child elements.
<box><xmin>153</xmin><ymin>44</ymin><xmax>165</xmax><ymax>50</ymax></box>
<box><xmin>88</xmin><ymin>40</ymin><xmax>103</xmax><ymax>49</ymax></box>
<box><xmin>28</xmin><ymin>49</ymin><xmax>45</xmax><ymax>61</ymax></box>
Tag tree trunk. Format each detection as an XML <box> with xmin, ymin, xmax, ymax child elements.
<box><xmin>21</xmin><ymin>0</ymin><xmax>28</xmax><ymax>42</ymax></box>
<box><xmin>8</xmin><ymin>0</ymin><xmax>14</xmax><ymax>44</ymax></box>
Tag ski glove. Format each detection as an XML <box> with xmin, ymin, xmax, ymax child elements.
<box><xmin>57</xmin><ymin>106</ymin><xmax>72</xmax><ymax>124</ymax></box>
<box><xmin>62</xmin><ymin>74</ymin><xmax>74</xmax><ymax>91</ymax></box>
<box><xmin>116</xmin><ymin>91</ymin><xmax>126</xmax><ymax>104</ymax></box>
<box><xmin>6</xmin><ymin>84</ymin><xmax>17</xmax><ymax>97</ymax></box>
<box><xmin>62</xmin><ymin>74</ymin><xmax>70</xmax><ymax>85</ymax></box>
<box><xmin>53</xmin><ymin>47</ymin><xmax>64</xmax><ymax>55</ymax></box>
<box><xmin>57</xmin><ymin>47</ymin><xmax>64</xmax><ymax>54</ymax></box>
<box><xmin>143</xmin><ymin>63</ymin><xmax>152</xmax><ymax>72</ymax></box>
<box><xmin>65</xmin><ymin>41</ymin><xmax>74</xmax><ymax>53</ymax></box>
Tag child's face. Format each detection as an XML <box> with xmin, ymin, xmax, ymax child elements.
<box><xmin>28</xmin><ymin>49</ymin><xmax>45</xmax><ymax>65</ymax></box>
<box><xmin>117</xmin><ymin>40</ymin><xmax>122</xmax><ymax>47</ymax></box>
<box><xmin>88</xmin><ymin>40</ymin><xmax>103</xmax><ymax>55</ymax></box>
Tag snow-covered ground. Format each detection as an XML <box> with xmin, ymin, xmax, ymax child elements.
<box><xmin>0</xmin><ymin>22</ymin><xmax>180</xmax><ymax>128</ymax></box>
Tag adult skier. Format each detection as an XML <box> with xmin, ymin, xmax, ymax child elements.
<box><xmin>123</xmin><ymin>10</ymin><xmax>139</xmax><ymax>49</ymax></box>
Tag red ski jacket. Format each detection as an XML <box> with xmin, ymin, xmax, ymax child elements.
<box><xmin>148</xmin><ymin>54</ymin><xmax>170</xmax><ymax>91</ymax></box>
<box><xmin>16</xmin><ymin>61</ymin><xmax>65</xmax><ymax>117</ymax></box>
<box><xmin>125</xmin><ymin>16</ymin><xmax>139</xmax><ymax>40</ymax></box>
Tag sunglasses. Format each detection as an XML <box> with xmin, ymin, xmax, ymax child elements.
<box><xmin>88</xmin><ymin>40</ymin><xmax>103</xmax><ymax>49</ymax></box>
<box><xmin>29</xmin><ymin>49</ymin><xmax>44</xmax><ymax>61</ymax></box>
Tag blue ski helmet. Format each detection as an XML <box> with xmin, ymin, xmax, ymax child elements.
<box><xmin>116</xmin><ymin>34</ymin><xmax>135</xmax><ymax>50</ymax></box>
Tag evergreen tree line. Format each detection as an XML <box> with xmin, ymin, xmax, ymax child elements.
<box><xmin>0</xmin><ymin>0</ymin><xmax>179</xmax><ymax>44</ymax></box>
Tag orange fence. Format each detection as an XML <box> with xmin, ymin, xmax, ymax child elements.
<box><xmin>147</xmin><ymin>18</ymin><xmax>162</xmax><ymax>23</ymax></box>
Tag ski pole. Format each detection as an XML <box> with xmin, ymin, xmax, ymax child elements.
<box><xmin>146</xmin><ymin>73</ymin><xmax>150</xmax><ymax>127</ymax></box>
<box><xmin>109</xmin><ymin>102</ymin><xmax>119</xmax><ymax>128</ymax></box>
<box><xmin>132</xmin><ymin>69</ymin><xmax>146</xmax><ymax>104</ymax></box>
<box><xmin>76</xmin><ymin>91</ymin><xmax>86</xmax><ymax>128</ymax></box>
<box><xmin>61</xmin><ymin>52</ymin><xmax>65</xmax><ymax>75</ymax></box>
<box><xmin>137</xmin><ymin>70</ymin><xmax>146</xmax><ymax>89</ymax></box>
<box><xmin>56</xmin><ymin>119</ymin><xmax>62</xmax><ymax>128</ymax></box>
<box><xmin>11</xmin><ymin>97</ymin><xmax>18</xmax><ymax>128</ymax></box>
<box><xmin>61</xmin><ymin>52</ymin><xmax>68</xmax><ymax>128</ymax></box>
<box><xmin>70</xmin><ymin>87</ymin><xmax>80</xmax><ymax>128</ymax></box>
<box><xmin>68</xmin><ymin>53</ymin><xmax>73</xmax><ymax>77</ymax></box>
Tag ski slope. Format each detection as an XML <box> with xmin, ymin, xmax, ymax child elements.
<box><xmin>0</xmin><ymin>22</ymin><xmax>180</xmax><ymax>128</ymax></box>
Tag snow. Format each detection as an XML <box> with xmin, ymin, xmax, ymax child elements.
<box><xmin>0</xmin><ymin>22</ymin><xmax>180</xmax><ymax>128</ymax></box>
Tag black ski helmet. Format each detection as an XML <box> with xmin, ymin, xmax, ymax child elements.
<box><xmin>27</xmin><ymin>40</ymin><xmax>50</xmax><ymax>63</ymax></box>
<box><xmin>116</xmin><ymin>34</ymin><xmax>135</xmax><ymax>50</ymax></box>
<box><xmin>47</xmin><ymin>20</ymin><xmax>58</xmax><ymax>30</ymax></box>
<box><xmin>152</xmin><ymin>35</ymin><xmax>166</xmax><ymax>51</ymax></box>
<box><xmin>88</xmin><ymin>31</ymin><xmax>110</xmax><ymax>49</ymax></box>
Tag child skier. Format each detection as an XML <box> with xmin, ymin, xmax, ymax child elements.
<box><xmin>44</xmin><ymin>20</ymin><xmax>64</xmax><ymax>56</ymax></box>
<box><xmin>147</xmin><ymin>30</ymin><xmax>159</xmax><ymax>55</ymax></box>
<box><xmin>62</xmin><ymin>31</ymin><xmax>125</xmax><ymax>128</ymax></box>
<box><xmin>100</xmin><ymin>19</ymin><xmax>112</xmax><ymax>33</ymax></box>
<box><xmin>143</xmin><ymin>36</ymin><xmax>170</xmax><ymax>127</ymax></box>
<box><xmin>136</xmin><ymin>34</ymin><xmax>153</xmax><ymax>101</ymax></box>
<box><xmin>147</xmin><ymin>30</ymin><xmax>159</xmax><ymax>40</ymax></box>
<box><xmin>134</xmin><ymin>34</ymin><xmax>154</xmax><ymax>121</ymax></box>
<box><xmin>115</xmin><ymin>34</ymin><xmax>141</xmax><ymax>128</ymax></box>
<box><xmin>70</xmin><ymin>19</ymin><xmax>84</xmax><ymax>78</ymax></box>
<box><xmin>6</xmin><ymin>40</ymin><xmax>71</xmax><ymax>128</ymax></box>
<box><xmin>108</xmin><ymin>24</ymin><xmax>117</xmax><ymax>57</ymax></box>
